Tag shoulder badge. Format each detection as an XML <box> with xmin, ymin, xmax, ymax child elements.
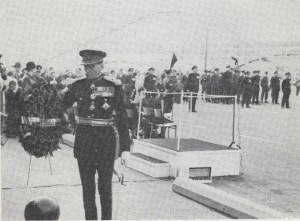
<box><xmin>104</xmin><ymin>76</ymin><xmax>122</xmax><ymax>85</ymax></box>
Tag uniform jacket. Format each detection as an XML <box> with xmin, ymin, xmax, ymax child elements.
<box><xmin>242</xmin><ymin>76</ymin><xmax>252</xmax><ymax>92</ymax></box>
<box><xmin>185</xmin><ymin>72</ymin><xmax>200</xmax><ymax>92</ymax></box>
<box><xmin>143</xmin><ymin>73</ymin><xmax>157</xmax><ymax>91</ymax></box>
<box><xmin>63</xmin><ymin>77</ymin><xmax>130</xmax><ymax>160</ymax></box>
<box><xmin>270</xmin><ymin>76</ymin><xmax>280</xmax><ymax>91</ymax></box>
<box><xmin>282</xmin><ymin>79</ymin><xmax>291</xmax><ymax>93</ymax></box>
<box><xmin>260</xmin><ymin>76</ymin><xmax>268</xmax><ymax>89</ymax></box>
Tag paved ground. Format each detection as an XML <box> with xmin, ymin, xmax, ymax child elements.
<box><xmin>172</xmin><ymin>87</ymin><xmax>300</xmax><ymax>218</ymax></box>
<box><xmin>1</xmin><ymin>87</ymin><xmax>300</xmax><ymax>219</ymax></box>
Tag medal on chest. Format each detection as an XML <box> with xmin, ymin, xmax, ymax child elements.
<box><xmin>89</xmin><ymin>83</ymin><xmax>115</xmax><ymax>111</ymax></box>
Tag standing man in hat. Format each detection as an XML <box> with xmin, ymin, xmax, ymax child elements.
<box><xmin>143</xmin><ymin>67</ymin><xmax>157</xmax><ymax>91</ymax></box>
<box><xmin>281</xmin><ymin>72</ymin><xmax>292</xmax><ymax>109</ymax></box>
<box><xmin>210</xmin><ymin>68</ymin><xmax>220</xmax><ymax>103</ymax></box>
<box><xmin>270</xmin><ymin>71</ymin><xmax>280</xmax><ymax>104</ymax></box>
<box><xmin>185</xmin><ymin>66</ymin><xmax>200</xmax><ymax>112</ymax></box>
<box><xmin>12</xmin><ymin>62</ymin><xmax>22</xmax><ymax>80</ymax></box>
<box><xmin>62</xmin><ymin>49</ymin><xmax>130</xmax><ymax>220</ymax></box>
<box><xmin>260</xmin><ymin>71</ymin><xmax>269</xmax><ymax>103</ymax></box>
<box><xmin>251</xmin><ymin>70</ymin><xmax>261</xmax><ymax>104</ymax></box>
<box><xmin>241</xmin><ymin>71</ymin><xmax>252</xmax><ymax>108</ymax></box>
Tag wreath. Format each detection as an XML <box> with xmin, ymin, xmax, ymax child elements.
<box><xmin>20</xmin><ymin>77</ymin><xmax>66</xmax><ymax>158</ymax></box>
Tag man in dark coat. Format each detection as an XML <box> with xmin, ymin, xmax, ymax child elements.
<box><xmin>222</xmin><ymin>66</ymin><xmax>234</xmax><ymax>104</ymax></box>
<box><xmin>210</xmin><ymin>68</ymin><xmax>220</xmax><ymax>103</ymax></box>
<box><xmin>63</xmin><ymin>49</ymin><xmax>130</xmax><ymax>220</ymax></box>
<box><xmin>241</xmin><ymin>71</ymin><xmax>252</xmax><ymax>108</ymax></box>
<box><xmin>251</xmin><ymin>70</ymin><xmax>260</xmax><ymax>104</ymax></box>
<box><xmin>184</xmin><ymin>65</ymin><xmax>200</xmax><ymax>112</ymax></box>
<box><xmin>260</xmin><ymin>71</ymin><xmax>269</xmax><ymax>103</ymax></box>
<box><xmin>143</xmin><ymin>67</ymin><xmax>157</xmax><ymax>91</ymax></box>
<box><xmin>270</xmin><ymin>71</ymin><xmax>280</xmax><ymax>104</ymax></box>
<box><xmin>281</xmin><ymin>72</ymin><xmax>292</xmax><ymax>108</ymax></box>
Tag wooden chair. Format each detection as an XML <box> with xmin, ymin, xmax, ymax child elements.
<box><xmin>153</xmin><ymin>109</ymin><xmax>177</xmax><ymax>138</ymax></box>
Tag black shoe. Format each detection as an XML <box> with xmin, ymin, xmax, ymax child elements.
<box><xmin>246</xmin><ymin>106</ymin><xmax>251</xmax><ymax>108</ymax></box>
<box><xmin>192</xmin><ymin>110</ymin><xmax>197</xmax><ymax>112</ymax></box>
<box><xmin>287</xmin><ymin>107</ymin><xmax>291</xmax><ymax>109</ymax></box>
<box><xmin>265</xmin><ymin>101</ymin><xmax>269</xmax><ymax>103</ymax></box>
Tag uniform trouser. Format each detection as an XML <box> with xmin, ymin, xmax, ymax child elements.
<box><xmin>252</xmin><ymin>85</ymin><xmax>259</xmax><ymax>103</ymax></box>
<box><xmin>281</xmin><ymin>91</ymin><xmax>291</xmax><ymax>108</ymax></box>
<box><xmin>211</xmin><ymin>85</ymin><xmax>219</xmax><ymax>103</ymax></box>
<box><xmin>261</xmin><ymin>87</ymin><xmax>268</xmax><ymax>102</ymax></box>
<box><xmin>237</xmin><ymin>87</ymin><xmax>243</xmax><ymax>103</ymax></box>
<box><xmin>164</xmin><ymin>95</ymin><xmax>174</xmax><ymax>113</ymax></box>
<box><xmin>189</xmin><ymin>94</ymin><xmax>197</xmax><ymax>111</ymax></box>
<box><xmin>242</xmin><ymin>91</ymin><xmax>251</xmax><ymax>107</ymax></box>
<box><xmin>296</xmin><ymin>87</ymin><xmax>300</xmax><ymax>96</ymax></box>
<box><xmin>77</xmin><ymin>153</ymin><xmax>115</xmax><ymax>220</ymax></box>
<box><xmin>272</xmin><ymin>89</ymin><xmax>280</xmax><ymax>103</ymax></box>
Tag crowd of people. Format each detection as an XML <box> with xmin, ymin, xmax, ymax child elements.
<box><xmin>1</xmin><ymin>54</ymin><xmax>300</xmax><ymax>139</ymax></box>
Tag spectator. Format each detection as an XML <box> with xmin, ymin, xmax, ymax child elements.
<box><xmin>24</xmin><ymin>196</ymin><xmax>60</xmax><ymax>220</ymax></box>
<box><xmin>5</xmin><ymin>80</ymin><xmax>22</xmax><ymax>138</ymax></box>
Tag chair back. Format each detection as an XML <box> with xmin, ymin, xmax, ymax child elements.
<box><xmin>154</xmin><ymin>109</ymin><xmax>164</xmax><ymax>118</ymax></box>
<box><xmin>143</xmin><ymin>107</ymin><xmax>154</xmax><ymax>116</ymax></box>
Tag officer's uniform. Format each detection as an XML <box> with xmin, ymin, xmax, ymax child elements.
<box><xmin>210</xmin><ymin>69</ymin><xmax>220</xmax><ymax>103</ymax></box>
<box><xmin>241</xmin><ymin>72</ymin><xmax>252</xmax><ymax>108</ymax></box>
<box><xmin>164</xmin><ymin>75</ymin><xmax>176</xmax><ymax>113</ymax></box>
<box><xmin>281</xmin><ymin>73</ymin><xmax>291</xmax><ymax>108</ymax></box>
<box><xmin>185</xmin><ymin>66</ymin><xmax>200</xmax><ymax>112</ymax></box>
<box><xmin>204</xmin><ymin>73</ymin><xmax>211</xmax><ymax>102</ymax></box>
<box><xmin>237</xmin><ymin>72</ymin><xmax>245</xmax><ymax>103</ymax></box>
<box><xmin>63</xmin><ymin>50</ymin><xmax>130</xmax><ymax>220</ymax></box>
<box><xmin>251</xmin><ymin>71</ymin><xmax>260</xmax><ymax>104</ymax></box>
<box><xmin>143</xmin><ymin>72</ymin><xmax>157</xmax><ymax>91</ymax></box>
<box><xmin>260</xmin><ymin>73</ymin><xmax>269</xmax><ymax>103</ymax></box>
<box><xmin>222</xmin><ymin>68</ymin><xmax>233</xmax><ymax>104</ymax></box>
<box><xmin>270</xmin><ymin>73</ymin><xmax>280</xmax><ymax>104</ymax></box>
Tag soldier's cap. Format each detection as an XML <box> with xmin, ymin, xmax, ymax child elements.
<box><xmin>245</xmin><ymin>71</ymin><xmax>250</xmax><ymax>74</ymax></box>
<box><xmin>128</xmin><ymin>68</ymin><xmax>134</xmax><ymax>72</ymax></box>
<box><xmin>265</xmin><ymin>71</ymin><xmax>268</xmax><ymax>74</ymax></box>
<box><xmin>191</xmin><ymin>65</ymin><xmax>198</xmax><ymax>70</ymax></box>
<box><xmin>253</xmin><ymin>70</ymin><xmax>256</xmax><ymax>73</ymax></box>
<box><xmin>285</xmin><ymin>72</ymin><xmax>291</xmax><ymax>76</ymax></box>
<box><xmin>257</xmin><ymin>70</ymin><xmax>260</xmax><ymax>73</ymax></box>
<box><xmin>226</xmin><ymin>65</ymin><xmax>230</xmax><ymax>68</ymax></box>
<box><xmin>26</xmin><ymin>61</ymin><xmax>36</xmax><ymax>71</ymax></box>
<box><xmin>36</xmin><ymin>65</ymin><xmax>42</xmax><ymax>71</ymax></box>
<box><xmin>79</xmin><ymin>49</ymin><xmax>107</xmax><ymax>66</ymax></box>
<box><xmin>241</xmin><ymin>70</ymin><xmax>245</xmax><ymax>73</ymax></box>
<box><xmin>13</xmin><ymin>62</ymin><xmax>21</xmax><ymax>68</ymax></box>
<box><xmin>148</xmin><ymin>67</ymin><xmax>155</xmax><ymax>71</ymax></box>
<box><xmin>274</xmin><ymin>71</ymin><xmax>278</xmax><ymax>74</ymax></box>
<box><xmin>214</xmin><ymin>68</ymin><xmax>219</xmax><ymax>71</ymax></box>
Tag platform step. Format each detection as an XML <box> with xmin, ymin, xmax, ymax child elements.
<box><xmin>126</xmin><ymin>153</ymin><xmax>170</xmax><ymax>178</ymax></box>
<box><xmin>62</xmin><ymin>134</ymin><xmax>75</xmax><ymax>147</ymax></box>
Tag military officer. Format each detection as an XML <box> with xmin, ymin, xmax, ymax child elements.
<box><xmin>281</xmin><ymin>72</ymin><xmax>292</xmax><ymax>109</ymax></box>
<box><xmin>260</xmin><ymin>71</ymin><xmax>269</xmax><ymax>103</ymax></box>
<box><xmin>270</xmin><ymin>71</ymin><xmax>280</xmax><ymax>104</ymax></box>
<box><xmin>184</xmin><ymin>65</ymin><xmax>200</xmax><ymax>112</ymax></box>
<box><xmin>251</xmin><ymin>70</ymin><xmax>260</xmax><ymax>104</ymax></box>
<box><xmin>204</xmin><ymin>70</ymin><xmax>212</xmax><ymax>102</ymax></box>
<box><xmin>63</xmin><ymin>49</ymin><xmax>130</xmax><ymax>220</ymax></box>
<box><xmin>143</xmin><ymin>67</ymin><xmax>157</xmax><ymax>91</ymax></box>
<box><xmin>163</xmin><ymin>70</ymin><xmax>176</xmax><ymax>113</ymax></box>
<box><xmin>123</xmin><ymin>68</ymin><xmax>136</xmax><ymax>101</ymax></box>
<box><xmin>237</xmin><ymin>70</ymin><xmax>245</xmax><ymax>104</ymax></box>
<box><xmin>241</xmin><ymin>71</ymin><xmax>252</xmax><ymax>108</ymax></box>
<box><xmin>223</xmin><ymin>65</ymin><xmax>233</xmax><ymax>104</ymax></box>
<box><xmin>210</xmin><ymin>68</ymin><xmax>220</xmax><ymax>103</ymax></box>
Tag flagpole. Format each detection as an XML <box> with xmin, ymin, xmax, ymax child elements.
<box><xmin>204</xmin><ymin>31</ymin><xmax>208</xmax><ymax>71</ymax></box>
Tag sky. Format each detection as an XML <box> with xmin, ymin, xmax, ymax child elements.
<box><xmin>1</xmin><ymin>0</ymin><xmax>300</xmax><ymax>71</ymax></box>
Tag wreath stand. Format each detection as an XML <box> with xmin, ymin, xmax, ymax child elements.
<box><xmin>26</xmin><ymin>153</ymin><xmax>53</xmax><ymax>186</ymax></box>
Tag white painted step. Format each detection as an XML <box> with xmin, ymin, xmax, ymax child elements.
<box><xmin>62</xmin><ymin>134</ymin><xmax>75</xmax><ymax>147</ymax></box>
<box><xmin>126</xmin><ymin>153</ymin><xmax>170</xmax><ymax>178</ymax></box>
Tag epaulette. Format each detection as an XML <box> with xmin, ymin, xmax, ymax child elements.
<box><xmin>71</xmin><ymin>76</ymin><xmax>86</xmax><ymax>85</ymax></box>
<box><xmin>104</xmin><ymin>76</ymin><xmax>122</xmax><ymax>85</ymax></box>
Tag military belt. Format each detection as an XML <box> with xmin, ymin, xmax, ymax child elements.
<box><xmin>76</xmin><ymin>117</ymin><xmax>115</xmax><ymax>126</ymax></box>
